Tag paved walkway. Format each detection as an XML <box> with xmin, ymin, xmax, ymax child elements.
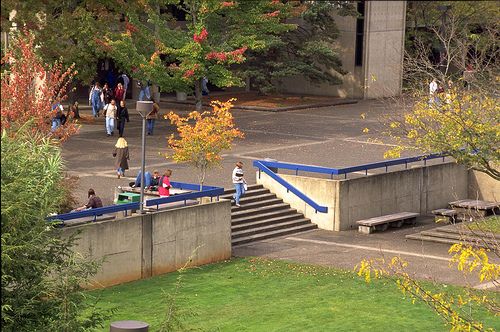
<box><xmin>64</xmin><ymin>98</ymin><xmax>414</xmax><ymax>205</ymax></box>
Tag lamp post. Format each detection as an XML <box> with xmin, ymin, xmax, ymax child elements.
<box><xmin>136</xmin><ymin>101</ymin><xmax>153</xmax><ymax>214</ymax></box>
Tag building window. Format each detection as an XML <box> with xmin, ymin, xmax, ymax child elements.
<box><xmin>355</xmin><ymin>1</ymin><xmax>365</xmax><ymax>67</ymax></box>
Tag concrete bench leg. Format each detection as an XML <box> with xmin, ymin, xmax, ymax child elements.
<box><xmin>358</xmin><ymin>225</ymin><xmax>373</xmax><ymax>234</ymax></box>
<box><xmin>391</xmin><ymin>220</ymin><xmax>404</xmax><ymax>228</ymax></box>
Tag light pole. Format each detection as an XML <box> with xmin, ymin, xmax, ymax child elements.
<box><xmin>136</xmin><ymin>101</ymin><xmax>153</xmax><ymax>214</ymax></box>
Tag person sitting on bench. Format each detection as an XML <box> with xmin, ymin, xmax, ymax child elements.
<box><xmin>131</xmin><ymin>170</ymin><xmax>161</xmax><ymax>190</ymax></box>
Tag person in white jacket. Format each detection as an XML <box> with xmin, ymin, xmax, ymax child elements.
<box><xmin>104</xmin><ymin>99</ymin><xmax>117</xmax><ymax>136</ymax></box>
<box><xmin>232</xmin><ymin>161</ymin><xmax>247</xmax><ymax>207</ymax></box>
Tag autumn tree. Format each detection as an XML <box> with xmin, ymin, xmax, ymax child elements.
<box><xmin>1</xmin><ymin>30</ymin><xmax>78</xmax><ymax>141</ymax></box>
<box><xmin>103</xmin><ymin>0</ymin><xmax>296</xmax><ymax>110</ymax></box>
<box><xmin>166</xmin><ymin>99</ymin><xmax>243</xmax><ymax>189</ymax></box>
<box><xmin>381</xmin><ymin>1</ymin><xmax>499</xmax><ymax>180</ymax></box>
<box><xmin>1</xmin><ymin>31</ymin><xmax>110</xmax><ymax>331</ymax></box>
<box><xmin>0</xmin><ymin>0</ymin><xmax>130</xmax><ymax>83</ymax></box>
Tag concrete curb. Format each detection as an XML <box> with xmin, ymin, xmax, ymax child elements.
<box><xmin>160</xmin><ymin>98</ymin><xmax>359</xmax><ymax>112</ymax></box>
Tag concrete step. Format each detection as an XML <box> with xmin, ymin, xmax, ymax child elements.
<box><xmin>405</xmin><ymin>233</ymin><xmax>492</xmax><ymax>249</ymax></box>
<box><xmin>432</xmin><ymin>225</ymin><xmax>500</xmax><ymax>240</ymax></box>
<box><xmin>231</xmin><ymin>203</ymin><xmax>291</xmax><ymax>219</ymax></box>
<box><xmin>420</xmin><ymin>230</ymin><xmax>498</xmax><ymax>246</ymax></box>
<box><xmin>232</xmin><ymin>223</ymin><xmax>318</xmax><ymax>246</ymax></box>
<box><xmin>232</xmin><ymin>209</ymin><xmax>299</xmax><ymax>225</ymax></box>
<box><xmin>220</xmin><ymin>187</ymin><xmax>270</xmax><ymax>200</ymax></box>
<box><xmin>232</xmin><ymin>213</ymin><xmax>307</xmax><ymax>232</ymax></box>
<box><xmin>231</xmin><ymin>198</ymin><xmax>284</xmax><ymax>212</ymax></box>
<box><xmin>232</xmin><ymin>218</ymin><xmax>313</xmax><ymax>239</ymax></box>
<box><xmin>230</xmin><ymin>193</ymin><xmax>278</xmax><ymax>206</ymax></box>
<box><xmin>222</xmin><ymin>184</ymin><xmax>263</xmax><ymax>196</ymax></box>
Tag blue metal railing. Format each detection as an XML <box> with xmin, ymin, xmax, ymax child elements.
<box><xmin>253</xmin><ymin>161</ymin><xmax>328</xmax><ymax>213</ymax></box>
<box><xmin>47</xmin><ymin>182</ymin><xmax>224</xmax><ymax>224</ymax></box>
<box><xmin>257</xmin><ymin>152</ymin><xmax>447</xmax><ymax>179</ymax></box>
<box><xmin>253</xmin><ymin>152</ymin><xmax>448</xmax><ymax>214</ymax></box>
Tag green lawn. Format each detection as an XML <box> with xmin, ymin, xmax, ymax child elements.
<box><xmin>467</xmin><ymin>216</ymin><xmax>500</xmax><ymax>234</ymax></box>
<box><xmin>89</xmin><ymin>258</ymin><xmax>500</xmax><ymax>332</ymax></box>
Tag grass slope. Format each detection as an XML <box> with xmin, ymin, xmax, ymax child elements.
<box><xmin>90</xmin><ymin>258</ymin><xmax>500</xmax><ymax>332</ymax></box>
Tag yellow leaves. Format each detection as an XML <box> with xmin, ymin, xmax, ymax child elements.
<box><xmin>449</xmin><ymin>244</ymin><xmax>500</xmax><ymax>283</ymax></box>
<box><xmin>360</xmin><ymin>113</ymin><xmax>366</xmax><ymax>120</ymax></box>
<box><xmin>384</xmin><ymin>147</ymin><xmax>402</xmax><ymax>159</ymax></box>
<box><xmin>362</xmin><ymin>128</ymin><xmax>370</xmax><ymax>133</ymax></box>
<box><xmin>165</xmin><ymin>99</ymin><xmax>244</xmax><ymax>176</ymax></box>
<box><xmin>407</xmin><ymin>129</ymin><xmax>418</xmax><ymax>139</ymax></box>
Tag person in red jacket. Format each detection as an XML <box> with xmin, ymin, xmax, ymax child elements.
<box><xmin>114</xmin><ymin>83</ymin><xmax>125</xmax><ymax>103</ymax></box>
<box><xmin>158</xmin><ymin>169</ymin><xmax>173</xmax><ymax>197</ymax></box>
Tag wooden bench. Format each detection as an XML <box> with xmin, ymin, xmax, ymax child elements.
<box><xmin>432</xmin><ymin>208</ymin><xmax>458</xmax><ymax>223</ymax></box>
<box><xmin>356</xmin><ymin>212</ymin><xmax>419</xmax><ymax>234</ymax></box>
<box><xmin>449</xmin><ymin>199</ymin><xmax>500</xmax><ymax>218</ymax></box>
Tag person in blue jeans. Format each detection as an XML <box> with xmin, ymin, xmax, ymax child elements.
<box><xmin>138</xmin><ymin>80</ymin><xmax>151</xmax><ymax>101</ymax></box>
<box><xmin>232</xmin><ymin>161</ymin><xmax>247</xmax><ymax>207</ymax></box>
<box><xmin>89</xmin><ymin>82</ymin><xmax>102</xmax><ymax>117</ymax></box>
<box><xmin>133</xmin><ymin>170</ymin><xmax>160</xmax><ymax>189</ymax></box>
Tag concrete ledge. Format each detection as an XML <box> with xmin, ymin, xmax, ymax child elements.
<box><xmin>161</xmin><ymin>98</ymin><xmax>358</xmax><ymax>112</ymax></box>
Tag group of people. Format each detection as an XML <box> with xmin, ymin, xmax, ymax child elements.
<box><xmin>76</xmin><ymin>161</ymin><xmax>247</xmax><ymax>212</ymax></box>
<box><xmin>428</xmin><ymin>78</ymin><xmax>455</xmax><ymax>105</ymax></box>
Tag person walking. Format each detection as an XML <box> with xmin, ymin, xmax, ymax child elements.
<box><xmin>232</xmin><ymin>161</ymin><xmax>247</xmax><ymax>207</ymax></box>
<box><xmin>104</xmin><ymin>99</ymin><xmax>117</xmax><ymax>136</ymax></box>
<box><xmin>429</xmin><ymin>78</ymin><xmax>438</xmax><ymax>104</ymax></box>
<box><xmin>158</xmin><ymin>169</ymin><xmax>172</xmax><ymax>197</ymax></box>
<box><xmin>114</xmin><ymin>82</ymin><xmax>125</xmax><ymax>104</ymax></box>
<box><xmin>121</xmin><ymin>73</ymin><xmax>130</xmax><ymax>100</ymax></box>
<box><xmin>117</xmin><ymin>100</ymin><xmax>130</xmax><ymax>137</ymax></box>
<box><xmin>138</xmin><ymin>80</ymin><xmax>151</xmax><ymax>101</ymax></box>
<box><xmin>102</xmin><ymin>82</ymin><xmax>114</xmax><ymax>106</ymax></box>
<box><xmin>146</xmin><ymin>99</ymin><xmax>159</xmax><ymax>135</ymax></box>
<box><xmin>89</xmin><ymin>82</ymin><xmax>103</xmax><ymax>117</ymax></box>
<box><xmin>113</xmin><ymin>137</ymin><xmax>129</xmax><ymax>178</ymax></box>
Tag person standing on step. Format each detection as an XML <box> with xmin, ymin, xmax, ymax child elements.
<box><xmin>113</xmin><ymin>137</ymin><xmax>129</xmax><ymax>178</ymax></box>
<box><xmin>232</xmin><ymin>161</ymin><xmax>247</xmax><ymax>207</ymax></box>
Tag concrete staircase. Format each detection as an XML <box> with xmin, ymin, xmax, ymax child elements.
<box><xmin>406</xmin><ymin>223</ymin><xmax>500</xmax><ymax>249</ymax></box>
<box><xmin>221</xmin><ymin>184</ymin><xmax>317</xmax><ymax>246</ymax></box>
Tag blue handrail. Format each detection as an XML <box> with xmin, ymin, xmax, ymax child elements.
<box><xmin>47</xmin><ymin>182</ymin><xmax>224</xmax><ymax>223</ymax></box>
<box><xmin>254</xmin><ymin>161</ymin><xmax>328</xmax><ymax>213</ymax></box>
<box><xmin>256</xmin><ymin>152</ymin><xmax>447</xmax><ymax>178</ymax></box>
<box><xmin>253</xmin><ymin>152</ymin><xmax>448</xmax><ymax>214</ymax></box>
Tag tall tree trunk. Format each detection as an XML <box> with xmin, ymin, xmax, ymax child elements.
<box><xmin>194</xmin><ymin>78</ymin><xmax>203</xmax><ymax>111</ymax></box>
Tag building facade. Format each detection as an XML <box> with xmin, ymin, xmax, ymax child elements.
<box><xmin>280</xmin><ymin>1</ymin><xmax>407</xmax><ymax>99</ymax></box>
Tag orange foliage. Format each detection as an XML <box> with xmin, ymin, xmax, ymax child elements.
<box><xmin>1</xmin><ymin>30</ymin><xmax>78</xmax><ymax>141</ymax></box>
<box><xmin>166</xmin><ymin>99</ymin><xmax>244</xmax><ymax>186</ymax></box>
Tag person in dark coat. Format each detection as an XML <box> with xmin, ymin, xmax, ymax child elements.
<box><xmin>117</xmin><ymin>100</ymin><xmax>130</xmax><ymax>137</ymax></box>
<box><xmin>113</xmin><ymin>137</ymin><xmax>129</xmax><ymax>178</ymax></box>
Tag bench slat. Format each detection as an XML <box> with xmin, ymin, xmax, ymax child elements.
<box><xmin>356</xmin><ymin>212</ymin><xmax>419</xmax><ymax>226</ymax></box>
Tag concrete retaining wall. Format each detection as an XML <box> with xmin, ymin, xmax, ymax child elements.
<box><xmin>468</xmin><ymin>170</ymin><xmax>500</xmax><ymax>202</ymax></box>
<box><xmin>61</xmin><ymin>200</ymin><xmax>231</xmax><ymax>288</ymax></box>
<box><xmin>257</xmin><ymin>162</ymin><xmax>469</xmax><ymax>231</ymax></box>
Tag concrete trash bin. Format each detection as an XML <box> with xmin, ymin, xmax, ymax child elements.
<box><xmin>110</xmin><ymin>320</ymin><xmax>149</xmax><ymax>332</ymax></box>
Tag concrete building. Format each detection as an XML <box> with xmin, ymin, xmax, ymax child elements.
<box><xmin>280</xmin><ymin>1</ymin><xmax>407</xmax><ymax>99</ymax></box>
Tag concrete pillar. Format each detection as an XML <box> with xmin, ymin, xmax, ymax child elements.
<box><xmin>362</xmin><ymin>1</ymin><xmax>407</xmax><ymax>98</ymax></box>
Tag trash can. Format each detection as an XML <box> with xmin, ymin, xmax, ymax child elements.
<box><xmin>116</xmin><ymin>193</ymin><xmax>141</xmax><ymax>216</ymax></box>
<box><xmin>116</xmin><ymin>192</ymin><xmax>141</xmax><ymax>204</ymax></box>
<box><xmin>110</xmin><ymin>320</ymin><xmax>149</xmax><ymax>332</ymax></box>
